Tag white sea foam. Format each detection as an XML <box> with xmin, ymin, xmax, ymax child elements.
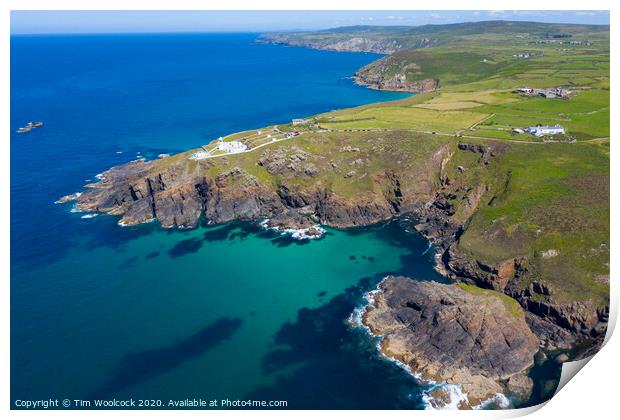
<box><xmin>259</xmin><ymin>219</ymin><xmax>325</xmax><ymax>240</ymax></box>
<box><xmin>54</xmin><ymin>192</ymin><xmax>81</xmax><ymax>204</ymax></box>
<box><xmin>80</xmin><ymin>214</ymin><xmax>98</xmax><ymax>219</ymax></box>
<box><xmin>421</xmin><ymin>384</ymin><xmax>470</xmax><ymax>410</ymax></box>
<box><xmin>95</xmin><ymin>173</ymin><xmax>105</xmax><ymax>180</ymax></box>
<box><xmin>472</xmin><ymin>392</ymin><xmax>511</xmax><ymax>410</ymax></box>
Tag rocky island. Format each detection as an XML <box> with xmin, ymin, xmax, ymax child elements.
<box><xmin>60</xmin><ymin>21</ymin><xmax>610</xmax><ymax>408</ymax></box>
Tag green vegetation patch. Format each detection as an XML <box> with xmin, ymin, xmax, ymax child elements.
<box><xmin>457</xmin><ymin>283</ymin><xmax>524</xmax><ymax>319</ymax></box>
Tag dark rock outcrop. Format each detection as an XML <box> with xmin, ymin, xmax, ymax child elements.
<box><xmin>362</xmin><ymin>276</ymin><xmax>539</xmax><ymax>407</ymax></box>
<box><xmin>76</xmin><ymin>160</ymin><xmax>284</xmax><ymax>228</ymax></box>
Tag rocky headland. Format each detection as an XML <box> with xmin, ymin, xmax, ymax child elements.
<box><xmin>257</xmin><ymin>32</ymin><xmax>436</xmax><ymax>55</ymax></box>
<box><xmin>362</xmin><ymin>276</ymin><xmax>539</xmax><ymax>408</ymax></box>
<box><xmin>354</xmin><ymin>54</ymin><xmax>440</xmax><ymax>93</ymax></box>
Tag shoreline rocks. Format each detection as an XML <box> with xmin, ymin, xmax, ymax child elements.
<box><xmin>260</xmin><ymin>213</ymin><xmax>325</xmax><ymax>239</ymax></box>
<box><xmin>361</xmin><ymin>276</ymin><xmax>539</xmax><ymax>408</ymax></box>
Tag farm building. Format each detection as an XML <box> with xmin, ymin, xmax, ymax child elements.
<box><xmin>514</xmin><ymin>87</ymin><xmax>571</xmax><ymax>99</ymax></box>
<box><xmin>292</xmin><ymin>118</ymin><xmax>308</xmax><ymax>125</ymax></box>
<box><xmin>525</xmin><ymin>125</ymin><xmax>565</xmax><ymax>137</ymax></box>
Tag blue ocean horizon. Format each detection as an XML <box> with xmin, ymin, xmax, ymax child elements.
<box><xmin>10</xmin><ymin>33</ymin><xmax>557</xmax><ymax>409</ymax></box>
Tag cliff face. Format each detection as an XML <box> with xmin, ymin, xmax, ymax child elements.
<box><xmin>72</xmin><ymin>138</ymin><xmax>450</xmax><ymax>230</ymax></box>
<box><xmin>354</xmin><ymin>57</ymin><xmax>440</xmax><ymax>93</ymax></box>
<box><xmin>258</xmin><ymin>33</ymin><xmax>436</xmax><ymax>55</ymax></box>
<box><xmin>77</xmin><ymin>159</ymin><xmax>284</xmax><ymax>228</ymax></box>
<box><xmin>412</xmin><ymin>141</ymin><xmax>608</xmax><ymax>356</ymax></box>
<box><xmin>362</xmin><ymin>276</ymin><xmax>540</xmax><ymax>407</ymax></box>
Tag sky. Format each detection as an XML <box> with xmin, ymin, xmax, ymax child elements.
<box><xmin>10</xmin><ymin>10</ymin><xmax>610</xmax><ymax>34</ymax></box>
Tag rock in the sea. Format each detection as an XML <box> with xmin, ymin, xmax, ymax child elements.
<box><xmin>54</xmin><ymin>192</ymin><xmax>81</xmax><ymax>204</ymax></box>
<box><xmin>362</xmin><ymin>276</ymin><xmax>539</xmax><ymax>407</ymax></box>
<box><xmin>262</xmin><ymin>213</ymin><xmax>314</xmax><ymax>231</ymax></box>
<box><xmin>260</xmin><ymin>213</ymin><xmax>325</xmax><ymax>239</ymax></box>
<box><xmin>506</xmin><ymin>373</ymin><xmax>534</xmax><ymax>403</ymax></box>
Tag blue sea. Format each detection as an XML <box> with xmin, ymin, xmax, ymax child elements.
<box><xmin>10</xmin><ymin>33</ymin><xmax>558</xmax><ymax>409</ymax></box>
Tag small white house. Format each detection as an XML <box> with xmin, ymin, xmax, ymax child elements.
<box><xmin>525</xmin><ymin>125</ymin><xmax>565</xmax><ymax>137</ymax></box>
<box><xmin>292</xmin><ymin>118</ymin><xmax>308</xmax><ymax>126</ymax></box>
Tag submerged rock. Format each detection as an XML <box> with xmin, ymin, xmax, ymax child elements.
<box><xmin>361</xmin><ymin>276</ymin><xmax>539</xmax><ymax>408</ymax></box>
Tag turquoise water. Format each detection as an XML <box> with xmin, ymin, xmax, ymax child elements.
<box><xmin>12</xmin><ymin>217</ymin><xmax>444</xmax><ymax>408</ymax></box>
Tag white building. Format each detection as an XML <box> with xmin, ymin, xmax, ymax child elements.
<box><xmin>217</xmin><ymin>140</ymin><xmax>247</xmax><ymax>153</ymax></box>
<box><xmin>525</xmin><ymin>125</ymin><xmax>565</xmax><ymax>137</ymax></box>
<box><xmin>292</xmin><ymin>118</ymin><xmax>308</xmax><ymax>125</ymax></box>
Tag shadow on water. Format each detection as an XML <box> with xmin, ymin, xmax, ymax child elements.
<box><xmin>520</xmin><ymin>353</ymin><xmax>562</xmax><ymax>408</ymax></box>
<box><xmin>342</xmin><ymin>217</ymin><xmax>448</xmax><ymax>283</ymax></box>
<box><xmin>91</xmin><ymin>317</ymin><xmax>243</xmax><ymax>398</ymax></box>
<box><xmin>202</xmin><ymin>223</ymin><xmax>240</xmax><ymax>242</ymax></box>
<box><xmin>165</xmin><ymin>221</ymin><xmax>319</xmax><ymax>258</ymax></box>
<box><xmin>167</xmin><ymin>237</ymin><xmax>203</xmax><ymax>258</ymax></box>
<box><xmin>118</xmin><ymin>256</ymin><xmax>139</xmax><ymax>269</ymax></box>
<box><xmin>85</xmin><ymin>217</ymin><xmax>161</xmax><ymax>251</ymax></box>
<box><xmin>243</xmin><ymin>275</ymin><xmax>425</xmax><ymax>409</ymax></box>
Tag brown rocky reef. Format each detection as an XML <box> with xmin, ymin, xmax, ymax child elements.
<box><xmin>362</xmin><ymin>276</ymin><xmax>539</xmax><ymax>407</ymax></box>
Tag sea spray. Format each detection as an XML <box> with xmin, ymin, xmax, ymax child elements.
<box><xmin>421</xmin><ymin>241</ymin><xmax>433</xmax><ymax>256</ymax></box>
<box><xmin>259</xmin><ymin>219</ymin><xmax>326</xmax><ymax>240</ymax></box>
<box><xmin>472</xmin><ymin>393</ymin><xmax>511</xmax><ymax>410</ymax></box>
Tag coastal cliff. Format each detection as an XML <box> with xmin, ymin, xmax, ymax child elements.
<box><xmin>354</xmin><ymin>52</ymin><xmax>440</xmax><ymax>93</ymax></box>
<box><xmin>257</xmin><ymin>31</ymin><xmax>436</xmax><ymax>55</ymax></box>
<box><xmin>69</xmin><ymin>131</ymin><xmax>451</xmax><ymax>230</ymax></box>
